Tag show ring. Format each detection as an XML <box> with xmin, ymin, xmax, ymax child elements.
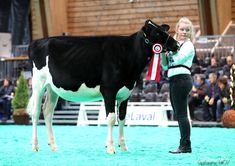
<box><xmin>222</xmin><ymin>110</ymin><xmax>235</xmax><ymax>128</ymax></box>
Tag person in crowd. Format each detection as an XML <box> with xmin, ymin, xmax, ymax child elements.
<box><xmin>204</xmin><ymin>57</ymin><xmax>221</xmax><ymax>78</ymax></box>
<box><xmin>215</xmin><ymin>76</ymin><xmax>231</xmax><ymax>122</ymax></box>
<box><xmin>27</xmin><ymin>77</ymin><xmax>32</xmax><ymax>96</ymax></box>
<box><xmin>0</xmin><ymin>78</ymin><xmax>15</xmax><ymax>120</ymax></box>
<box><xmin>188</xmin><ymin>74</ymin><xmax>208</xmax><ymax>120</ymax></box>
<box><xmin>202</xmin><ymin>73</ymin><xmax>219</xmax><ymax>121</ymax></box>
<box><xmin>222</xmin><ymin>54</ymin><xmax>233</xmax><ymax>79</ymax></box>
<box><xmin>161</xmin><ymin>17</ymin><xmax>195</xmax><ymax>154</ymax></box>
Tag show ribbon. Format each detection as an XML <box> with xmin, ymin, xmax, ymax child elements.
<box><xmin>146</xmin><ymin>43</ymin><xmax>163</xmax><ymax>82</ymax></box>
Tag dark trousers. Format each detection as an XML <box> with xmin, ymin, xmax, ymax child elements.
<box><xmin>169</xmin><ymin>74</ymin><xmax>192</xmax><ymax>146</ymax></box>
<box><xmin>188</xmin><ymin>97</ymin><xmax>203</xmax><ymax>119</ymax></box>
<box><xmin>202</xmin><ymin>100</ymin><xmax>217</xmax><ymax>121</ymax></box>
<box><xmin>0</xmin><ymin>98</ymin><xmax>12</xmax><ymax>119</ymax></box>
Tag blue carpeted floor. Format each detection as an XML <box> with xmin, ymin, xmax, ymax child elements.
<box><xmin>0</xmin><ymin>125</ymin><xmax>234</xmax><ymax>166</ymax></box>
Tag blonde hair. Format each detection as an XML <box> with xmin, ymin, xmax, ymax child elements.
<box><xmin>174</xmin><ymin>17</ymin><xmax>195</xmax><ymax>43</ymax></box>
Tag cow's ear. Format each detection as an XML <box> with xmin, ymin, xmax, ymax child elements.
<box><xmin>161</xmin><ymin>24</ymin><xmax>170</xmax><ymax>32</ymax></box>
<box><xmin>145</xmin><ymin>19</ymin><xmax>152</xmax><ymax>26</ymax></box>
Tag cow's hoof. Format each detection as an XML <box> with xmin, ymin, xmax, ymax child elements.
<box><xmin>119</xmin><ymin>141</ymin><xmax>128</xmax><ymax>152</ymax></box>
<box><xmin>48</xmin><ymin>142</ymin><xmax>58</xmax><ymax>151</ymax></box>
<box><xmin>106</xmin><ymin>145</ymin><xmax>116</xmax><ymax>154</ymax></box>
<box><xmin>32</xmin><ymin>145</ymin><xmax>39</xmax><ymax>152</ymax></box>
<box><xmin>51</xmin><ymin>145</ymin><xmax>58</xmax><ymax>151</ymax></box>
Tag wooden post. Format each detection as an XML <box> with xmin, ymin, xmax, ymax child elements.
<box><xmin>30</xmin><ymin>0</ymin><xmax>44</xmax><ymax>39</ymax></box>
<box><xmin>198</xmin><ymin>0</ymin><xmax>231</xmax><ymax>35</ymax></box>
<box><xmin>30</xmin><ymin>0</ymin><xmax>68</xmax><ymax>39</ymax></box>
<box><xmin>43</xmin><ymin>0</ymin><xmax>68</xmax><ymax>36</ymax></box>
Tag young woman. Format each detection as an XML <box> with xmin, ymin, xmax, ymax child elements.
<box><xmin>161</xmin><ymin>17</ymin><xmax>195</xmax><ymax>154</ymax></box>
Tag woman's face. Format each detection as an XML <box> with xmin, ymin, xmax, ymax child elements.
<box><xmin>209</xmin><ymin>75</ymin><xmax>216</xmax><ymax>84</ymax></box>
<box><xmin>3</xmin><ymin>79</ymin><xmax>9</xmax><ymax>86</ymax></box>
<box><xmin>176</xmin><ymin>22</ymin><xmax>191</xmax><ymax>41</ymax></box>
<box><xmin>218</xmin><ymin>82</ymin><xmax>225</xmax><ymax>90</ymax></box>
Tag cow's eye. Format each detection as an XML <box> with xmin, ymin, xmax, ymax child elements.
<box><xmin>155</xmin><ymin>32</ymin><xmax>160</xmax><ymax>36</ymax></box>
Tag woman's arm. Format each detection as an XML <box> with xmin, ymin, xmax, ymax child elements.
<box><xmin>160</xmin><ymin>53</ymin><xmax>169</xmax><ymax>70</ymax></box>
<box><xmin>172</xmin><ymin>41</ymin><xmax>195</xmax><ymax>65</ymax></box>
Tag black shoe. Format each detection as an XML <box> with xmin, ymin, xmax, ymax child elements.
<box><xmin>169</xmin><ymin>146</ymin><xmax>192</xmax><ymax>154</ymax></box>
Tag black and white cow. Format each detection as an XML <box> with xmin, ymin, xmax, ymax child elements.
<box><xmin>27</xmin><ymin>20</ymin><xmax>179</xmax><ymax>154</ymax></box>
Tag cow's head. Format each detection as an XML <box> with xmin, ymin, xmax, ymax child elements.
<box><xmin>142</xmin><ymin>20</ymin><xmax>179</xmax><ymax>52</ymax></box>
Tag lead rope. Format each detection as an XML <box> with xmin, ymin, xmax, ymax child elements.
<box><xmin>162</xmin><ymin>34</ymin><xmax>170</xmax><ymax>51</ymax></box>
<box><xmin>230</xmin><ymin>64</ymin><xmax>235</xmax><ymax>108</ymax></box>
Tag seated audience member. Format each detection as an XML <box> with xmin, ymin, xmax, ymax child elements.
<box><xmin>215</xmin><ymin>76</ymin><xmax>231</xmax><ymax>122</ymax></box>
<box><xmin>0</xmin><ymin>78</ymin><xmax>15</xmax><ymax>120</ymax></box>
<box><xmin>202</xmin><ymin>73</ymin><xmax>219</xmax><ymax>121</ymax></box>
<box><xmin>204</xmin><ymin>57</ymin><xmax>221</xmax><ymax>78</ymax></box>
<box><xmin>27</xmin><ymin>77</ymin><xmax>32</xmax><ymax>96</ymax></box>
<box><xmin>188</xmin><ymin>74</ymin><xmax>208</xmax><ymax>120</ymax></box>
<box><xmin>222</xmin><ymin>55</ymin><xmax>233</xmax><ymax>79</ymax></box>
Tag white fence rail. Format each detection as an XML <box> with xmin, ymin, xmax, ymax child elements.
<box><xmin>77</xmin><ymin>102</ymin><xmax>179</xmax><ymax>126</ymax></box>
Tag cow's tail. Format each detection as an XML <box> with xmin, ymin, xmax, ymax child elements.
<box><xmin>27</xmin><ymin>95</ymin><xmax>34</xmax><ymax>116</ymax></box>
<box><xmin>28</xmin><ymin>38</ymin><xmax>49</xmax><ymax>70</ymax></box>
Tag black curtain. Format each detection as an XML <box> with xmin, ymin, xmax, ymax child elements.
<box><xmin>11</xmin><ymin>0</ymin><xmax>30</xmax><ymax>45</ymax></box>
<box><xmin>0</xmin><ymin>0</ymin><xmax>11</xmax><ymax>32</ymax></box>
<box><xmin>0</xmin><ymin>0</ymin><xmax>31</xmax><ymax>45</ymax></box>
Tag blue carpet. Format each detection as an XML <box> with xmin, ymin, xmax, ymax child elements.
<box><xmin>0</xmin><ymin>125</ymin><xmax>234</xmax><ymax>166</ymax></box>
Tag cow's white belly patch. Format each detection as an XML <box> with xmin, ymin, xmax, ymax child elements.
<box><xmin>51</xmin><ymin>84</ymin><xmax>103</xmax><ymax>102</ymax></box>
<box><xmin>51</xmin><ymin>84</ymin><xmax>132</xmax><ymax>103</ymax></box>
<box><xmin>34</xmin><ymin>60</ymin><xmax>133</xmax><ymax>103</ymax></box>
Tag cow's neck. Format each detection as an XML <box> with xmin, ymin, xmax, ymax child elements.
<box><xmin>123</xmin><ymin>32</ymin><xmax>152</xmax><ymax>89</ymax></box>
<box><xmin>134</xmin><ymin>31</ymin><xmax>152</xmax><ymax>67</ymax></box>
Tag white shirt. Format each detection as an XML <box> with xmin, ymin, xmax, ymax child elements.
<box><xmin>161</xmin><ymin>40</ymin><xmax>195</xmax><ymax>78</ymax></box>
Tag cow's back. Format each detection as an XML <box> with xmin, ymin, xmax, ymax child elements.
<box><xmin>29</xmin><ymin>35</ymin><xmax>134</xmax><ymax>92</ymax></box>
<box><xmin>29</xmin><ymin>36</ymin><xmax>106</xmax><ymax>91</ymax></box>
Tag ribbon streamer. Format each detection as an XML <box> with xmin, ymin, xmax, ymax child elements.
<box><xmin>146</xmin><ymin>43</ymin><xmax>163</xmax><ymax>82</ymax></box>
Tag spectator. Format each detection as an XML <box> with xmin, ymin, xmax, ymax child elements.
<box><xmin>27</xmin><ymin>77</ymin><xmax>32</xmax><ymax>96</ymax></box>
<box><xmin>188</xmin><ymin>74</ymin><xmax>208</xmax><ymax>120</ymax></box>
<box><xmin>0</xmin><ymin>78</ymin><xmax>15</xmax><ymax>120</ymax></box>
<box><xmin>202</xmin><ymin>73</ymin><xmax>219</xmax><ymax>121</ymax></box>
<box><xmin>222</xmin><ymin>55</ymin><xmax>233</xmax><ymax>79</ymax></box>
<box><xmin>204</xmin><ymin>57</ymin><xmax>221</xmax><ymax>78</ymax></box>
<box><xmin>216</xmin><ymin>76</ymin><xmax>231</xmax><ymax>122</ymax></box>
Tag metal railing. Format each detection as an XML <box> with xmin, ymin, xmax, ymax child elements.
<box><xmin>195</xmin><ymin>35</ymin><xmax>235</xmax><ymax>64</ymax></box>
<box><xmin>0</xmin><ymin>45</ymin><xmax>30</xmax><ymax>82</ymax></box>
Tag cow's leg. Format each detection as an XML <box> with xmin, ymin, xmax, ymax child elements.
<box><xmin>29</xmin><ymin>80</ymin><xmax>45</xmax><ymax>151</ymax></box>
<box><xmin>42</xmin><ymin>87</ymin><xmax>59</xmax><ymax>151</ymax></box>
<box><xmin>101</xmin><ymin>88</ymin><xmax>117</xmax><ymax>154</ymax></box>
<box><xmin>117</xmin><ymin>99</ymin><xmax>128</xmax><ymax>152</ymax></box>
<box><xmin>106</xmin><ymin>112</ymin><xmax>116</xmax><ymax>154</ymax></box>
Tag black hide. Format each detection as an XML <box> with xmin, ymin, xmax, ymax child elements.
<box><xmin>29</xmin><ymin>20</ymin><xmax>179</xmax><ymax>92</ymax></box>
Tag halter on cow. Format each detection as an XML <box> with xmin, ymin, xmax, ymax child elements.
<box><xmin>27</xmin><ymin>20</ymin><xmax>179</xmax><ymax>154</ymax></box>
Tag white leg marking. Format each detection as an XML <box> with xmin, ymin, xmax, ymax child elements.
<box><xmin>30</xmin><ymin>73</ymin><xmax>46</xmax><ymax>152</ymax></box>
<box><xmin>106</xmin><ymin>112</ymin><xmax>116</xmax><ymax>154</ymax></box>
<box><xmin>31</xmin><ymin>90</ymin><xmax>43</xmax><ymax>152</ymax></box>
<box><xmin>118</xmin><ymin>119</ymin><xmax>128</xmax><ymax>151</ymax></box>
<box><xmin>43</xmin><ymin>88</ymin><xmax>59</xmax><ymax>151</ymax></box>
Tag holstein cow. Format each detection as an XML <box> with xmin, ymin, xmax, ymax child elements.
<box><xmin>27</xmin><ymin>20</ymin><xmax>179</xmax><ymax>154</ymax></box>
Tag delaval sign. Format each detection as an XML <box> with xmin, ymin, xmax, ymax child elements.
<box><xmin>125</xmin><ymin>106</ymin><xmax>168</xmax><ymax>125</ymax></box>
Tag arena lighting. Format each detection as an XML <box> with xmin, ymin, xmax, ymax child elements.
<box><xmin>0</xmin><ymin>58</ymin><xmax>6</xmax><ymax>61</ymax></box>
